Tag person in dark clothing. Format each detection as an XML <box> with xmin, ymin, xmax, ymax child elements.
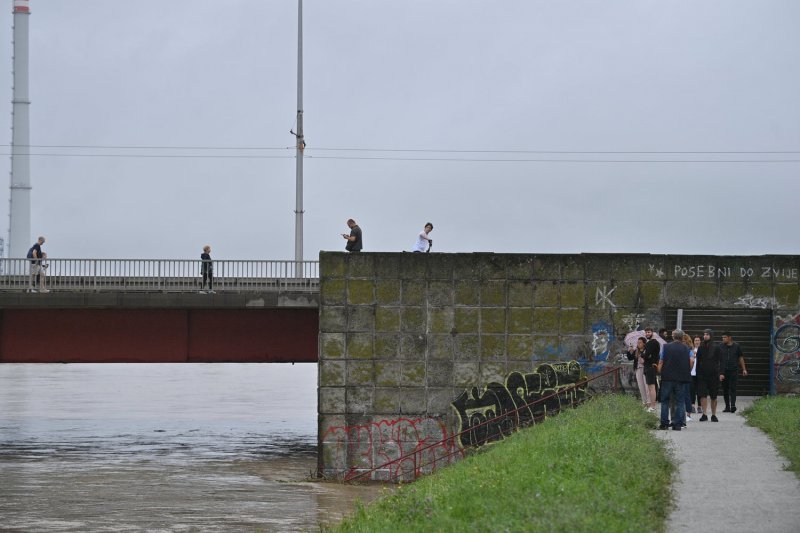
<box><xmin>657</xmin><ymin>329</ymin><xmax>693</xmax><ymax>431</ymax></box>
<box><xmin>642</xmin><ymin>327</ymin><xmax>661</xmax><ymax>411</ymax></box>
<box><xmin>626</xmin><ymin>337</ymin><xmax>650</xmax><ymax>407</ymax></box>
<box><xmin>27</xmin><ymin>235</ymin><xmax>49</xmax><ymax>293</ymax></box>
<box><xmin>200</xmin><ymin>245</ymin><xmax>214</xmax><ymax>294</ymax></box>
<box><xmin>695</xmin><ymin>328</ymin><xmax>722</xmax><ymax>422</ymax></box>
<box><xmin>720</xmin><ymin>332</ymin><xmax>748</xmax><ymax>413</ymax></box>
<box><xmin>342</xmin><ymin>219</ymin><xmax>363</xmax><ymax>252</ymax></box>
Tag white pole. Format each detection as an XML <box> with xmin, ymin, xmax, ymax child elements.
<box><xmin>9</xmin><ymin>0</ymin><xmax>32</xmax><ymax>260</ymax></box>
<box><xmin>294</xmin><ymin>0</ymin><xmax>304</xmax><ymax>268</ymax></box>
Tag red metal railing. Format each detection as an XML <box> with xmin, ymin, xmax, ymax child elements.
<box><xmin>343</xmin><ymin>366</ymin><xmax>621</xmax><ymax>483</ymax></box>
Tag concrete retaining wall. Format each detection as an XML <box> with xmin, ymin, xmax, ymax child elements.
<box><xmin>317</xmin><ymin>252</ymin><xmax>800</xmax><ymax>479</ymax></box>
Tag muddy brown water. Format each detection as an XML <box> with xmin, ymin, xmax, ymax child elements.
<box><xmin>0</xmin><ymin>363</ymin><xmax>385</xmax><ymax>532</ymax></box>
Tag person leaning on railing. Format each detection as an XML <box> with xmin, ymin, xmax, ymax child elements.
<box><xmin>199</xmin><ymin>245</ymin><xmax>215</xmax><ymax>294</ymax></box>
<box><xmin>27</xmin><ymin>236</ymin><xmax>49</xmax><ymax>293</ymax></box>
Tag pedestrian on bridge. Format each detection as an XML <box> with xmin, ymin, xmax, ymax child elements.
<box><xmin>27</xmin><ymin>236</ymin><xmax>49</xmax><ymax>293</ymax></box>
<box><xmin>342</xmin><ymin>219</ymin><xmax>362</xmax><ymax>252</ymax></box>
<box><xmin>199</xmin><ymin>245</ymin><xmax>214</xmax><ymax>294</ymax></box>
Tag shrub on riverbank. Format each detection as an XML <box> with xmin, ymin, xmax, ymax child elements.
<box><xmin>744</xmin><ymin>395</ymin><xmax>800</xmax><ymax>476</ymax></box>
<box><xmin>332</xmin><ymin>394</ymin><xmax>673</xmax><ymax>532</ymax></box>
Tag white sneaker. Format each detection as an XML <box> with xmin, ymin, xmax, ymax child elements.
<box><xmin>208</xmin><ymin>290</ymin><xmax>216</xmax><ymax>294</ymax></box>
<box><xmin>647</xmin><ymin>407</ymin><xmax>655</xmax><ymax>413</ymax></box>
<box><xmin>199</xmin><ymin>290</ymin><xmax>207</xmax><ymax>294</ymax></box>
<box><xmin>28</xmin><ymin>288</ymin><xmax>37</xmax><ymax>293</ymax></box>
<box><xmin>40</xmin><ymin>289</ymin><xmax>50</xmax><ymax>293</ymax></box>
<box><xmin>686</xmin><ymin>415</ymin><xmax>692</xmax><ymax>422</ymax></box>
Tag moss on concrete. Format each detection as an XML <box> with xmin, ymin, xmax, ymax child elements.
<box><xmin>402</xmin><ymin>280</ymin><xmax>426</xmax><ymax>305</ymax></box>
<box><xmin>507</xmin><ymin>307</ymin><xmax>533</xmax><ymax>334</ymax></box>
<box><xmin>481</xmin><ymin>281</ymin><xmax>507</xmax><ymax>306</ymax></box>
<box><xmin>376</xmin><ymin>280</ymin><xmax>401</xmax><ymax>304</ymax></box>
<box><xmin>375</xmin><ymin>307</ymin><xmax>401</xmax><ymax>332</ymax></box>
<box><xmin>533</xmin><ymin>308</ymin><xmax>559</xmax><ymax>334</ymax></box>
<box><xmin>455</xmin><ymin>280</ymin><xmax>480</xmax><ymax>305</ymax></box>
<box><xmin>534</xmin><ymin>282</ymin><xmax>559</xmax><ymax>306</ymax></box>
<box><xmin>481</xmin><ymin>308</ymin><xmax>506</xmax><ymax>334</ymax></box>
<box><xmin>401</xmin><ymin>307</ymin><xmax>426</xmax><ymax>333</ymax></box>
<box><xmin>346</xmin><ymin>333</ymin><xmax>374</xmax><ymax>359</ymax></box>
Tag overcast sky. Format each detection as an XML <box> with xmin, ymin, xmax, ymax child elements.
<box><xmin>1</xmin><ymin>1</ymin><xmax>798</xmax><ymax>260</ymax></box>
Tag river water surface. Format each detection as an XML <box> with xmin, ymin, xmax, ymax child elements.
<box><xmin>0</xmin><ymin>363</ymin><xmax>383</xmax><ymax>532</ymax></box>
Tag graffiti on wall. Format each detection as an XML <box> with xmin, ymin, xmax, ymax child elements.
<box><xmin>673</xmin><ymin>264</ymin><xmax>798</xmax><ymax>280</ymax></box>
<box><xmin>450</xmin><ymin>361</ymin><xmax>583</xmax><ymax>448</ymax></box>
<box><xmin>735</xmin><ymin>294</ymin><xmax>778</xmax><ymax>309</ymax></box>
<box><xmin>773</xmin><ymin>314</ymin><xmax>800</xmax><ymax>386</ymax></box>
<box><xmin>322</xmin><ymin>417</ymin><xmax>463</xmax><ymax>481</ymax></box>
<box><xmin>591</xmin><ymin>321</ymin><xmax>612</xmax><ymax>361</ymax></box>
<box><xmin>595</xmin><ymin>285</ymin><xmax>617</xmax><ymax>311</ymax></box>
<box><xmin>621</xmin><ymin>312</ymin><xmax>646</xmax><ymax>331</ymax></box>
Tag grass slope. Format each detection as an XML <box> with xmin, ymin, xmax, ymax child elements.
<box><xmin>744</xmin><ymin>395</ymin><xmax>800</xmax><ymax>476</ymax></box>
<box><xmin>332</xmin><ymin>394</ymin><xmax>673</xmax><ymax>532</ymax></box>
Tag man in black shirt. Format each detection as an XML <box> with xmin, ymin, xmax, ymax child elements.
<box><xmin>342</xmin><ymin>219</ymin><xmax>363</xmax><ymax>252</ymax></box>
<box><xmin>720</xmin><ymin>332</ymin><xmax>748</xmax><ymax>413</ymax></box>
<box><xmin>695</xmin><ymin>328</ymin><xmax>722</xmax><ymax>422</ymax></box>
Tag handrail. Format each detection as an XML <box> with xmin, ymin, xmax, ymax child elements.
<box><xmin>0</xmin><ymin>258</ymin><xmax>320</xmax><ymax>293</ymax></box>
<box><xmin>343</xmin><ymin>366</ymin><xmax>621</xmax><ymax>483</ymax></box>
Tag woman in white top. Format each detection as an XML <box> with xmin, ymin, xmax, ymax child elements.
<box><xmin>412</xmin><ymin>223</ymin><xmax>434</xmax><ymax>253</ymax></box>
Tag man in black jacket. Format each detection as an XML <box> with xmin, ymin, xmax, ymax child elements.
<box><xmin>720</xmin><ymin>332</ymin><xmax>748</xmax><ymax>413</ymax></box>
<box><xmin>658</xmin><ymin>329</ymin><xmax>693</xmax><ymax>431</ymax></box>
<box><xmin>695</xmin><ymin>328</ymin><xmax>722</xmax><ymax>422</ymax></box>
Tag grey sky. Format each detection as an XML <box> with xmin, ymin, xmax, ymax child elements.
<box><xmin>1</xmin><ymin>1</ymin><xmax>798</xmax><ymax>260</ymax></box>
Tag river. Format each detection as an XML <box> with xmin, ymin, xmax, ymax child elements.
<box><xmin>0</xmin><ymin>363</ymin><xmax>383</xmax><ymax>532</ymax></box>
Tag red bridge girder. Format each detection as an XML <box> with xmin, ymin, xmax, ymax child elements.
<box><xmin>0</xmin><ymin>308</ymin><xmax>318</xmax><ymax>363</ymax></box>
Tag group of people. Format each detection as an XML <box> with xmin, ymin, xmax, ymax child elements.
<box><xmin>627</xmin><ymin>326</ymin><xmax>748</xmax><ymax>431</ymax></box>
<box><xmin>26</xmin><ymin>236</ymin><xmax>217</xmax><ymax>295</ymax></box>
<box><xmin>341</xmin><ymin>219</ymin><xmax>434</xmax><ymax>253</ymax></box>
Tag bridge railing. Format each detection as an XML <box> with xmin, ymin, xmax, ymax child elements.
<box><xmin>0</xmin><ymin>258</ymin><xmax>319</xmax><ymax>293</ymax></box>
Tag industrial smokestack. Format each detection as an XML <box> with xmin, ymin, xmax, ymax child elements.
<box><xmin>9</xmin><ymin>0</ymin><xmax>32</xmax><ymax>258</ymax></box>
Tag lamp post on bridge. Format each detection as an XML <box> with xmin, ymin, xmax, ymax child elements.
<box><xmin>291</xmin><ymin>0</ymin><xmax>305</xmax><ymax>277</ymax></box>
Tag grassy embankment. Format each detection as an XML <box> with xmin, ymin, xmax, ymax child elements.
<box><xmin>744</xmin><ymin>395</ymin><xmax>800</xmax><ymax>476</ymax></box>
<box><xmin>331</xmin><ymin>394</ymin><xmax>673</xmax><ymax>532</ymax></box>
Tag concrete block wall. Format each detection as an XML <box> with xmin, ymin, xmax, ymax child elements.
<box><xmin>318</xmin><ymin>252</ymin><xmax>800</xmax><ymax>479</ymax></box>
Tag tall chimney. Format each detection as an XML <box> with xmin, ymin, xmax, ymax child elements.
<box><xmin>9</xmin><ymin>0</ymin><xmax>31</xmax><ymax>258</ymax></box>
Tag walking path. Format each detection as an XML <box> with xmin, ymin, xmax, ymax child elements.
<box><xmin>655</xmin><ymin>397</ymin><xmax>800</xmax><ymax>533</ymax></box>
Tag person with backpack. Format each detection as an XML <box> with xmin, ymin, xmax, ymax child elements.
<box><xmin>27</xmin><ymin>236</ymin><xmax>49</xmax><ymax>293</ymax></box>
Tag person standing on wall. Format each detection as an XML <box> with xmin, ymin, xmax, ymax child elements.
<box><xmin>695</xmin><ymin>328</ymin><xmax>722</xmax><ymax>422</ymax></box>
<box><xmin>412</xmin><ymin>222</ymin><xmax>434</xmax><ymax>253</ymax></box>
<box><xmin>657</xmin><ymin>329</ymin><xmax>693</xmax><ymax>431</ymax></box>
<box><xmin>342</xmin><ymin>219</ymin><xmax>362</xmax><ymax>252</ymax></box>
<box><xmin>720</xmin><ymin>332</ymin><xmax>748</xmax><ymax>413</ymax></box>
<box><xmin>27</xmin><ymin>236</ymin><xmax>49</xmax><ymax>293</ymax></box>
<box><xmin>200</xmin><ymin>245</ymin><xmax>214</xmax><ymax>294</ymax></box>
<box><xmin>643</xmin><ymin>327</ymin><xmax>661</xmax><ymax>412</ymax></box>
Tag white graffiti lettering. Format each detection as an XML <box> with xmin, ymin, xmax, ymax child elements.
<box><xmin>761</xmin><ymin>267</ymin><xmax>799</xmax><ymax>280</ymax></box>
<box><xmin>648</xmin><ymin>264</ymin><xmax>665</xmax><ymax>278</ymax></box>
<box><xmin>621</xmin><ymin>313</ymin><xmax>645</xmax><ymax>331</ymax></box>
<box><xmin>734</xmin><ymin>294</ymin><xmax>777</xmax><ymax>309</ymax></box>
<box><xmin>595</xmin><ymin>285</ymin><xmax>617</xmax><ymax>311</ymax></box>
<box><xmin>673</xmin><ymin>265</ymin><xmax>798</xmax><ymax>280</ymax></box>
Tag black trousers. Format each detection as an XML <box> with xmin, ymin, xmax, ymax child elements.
<box><xmin>722</xmin><ymin>369</ymin><xmax>738</xmax><ymax>408</ymax></box>
<box><xmin>201</xmin><ymin>269</ymin><xmax>213</xmax><ymax>290</ymax></box>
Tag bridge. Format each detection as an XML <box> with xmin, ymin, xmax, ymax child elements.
<box><xmin>0</xmin><ymin>258</ymin><xmax>320</xmax><ymax>364</ymax></box>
